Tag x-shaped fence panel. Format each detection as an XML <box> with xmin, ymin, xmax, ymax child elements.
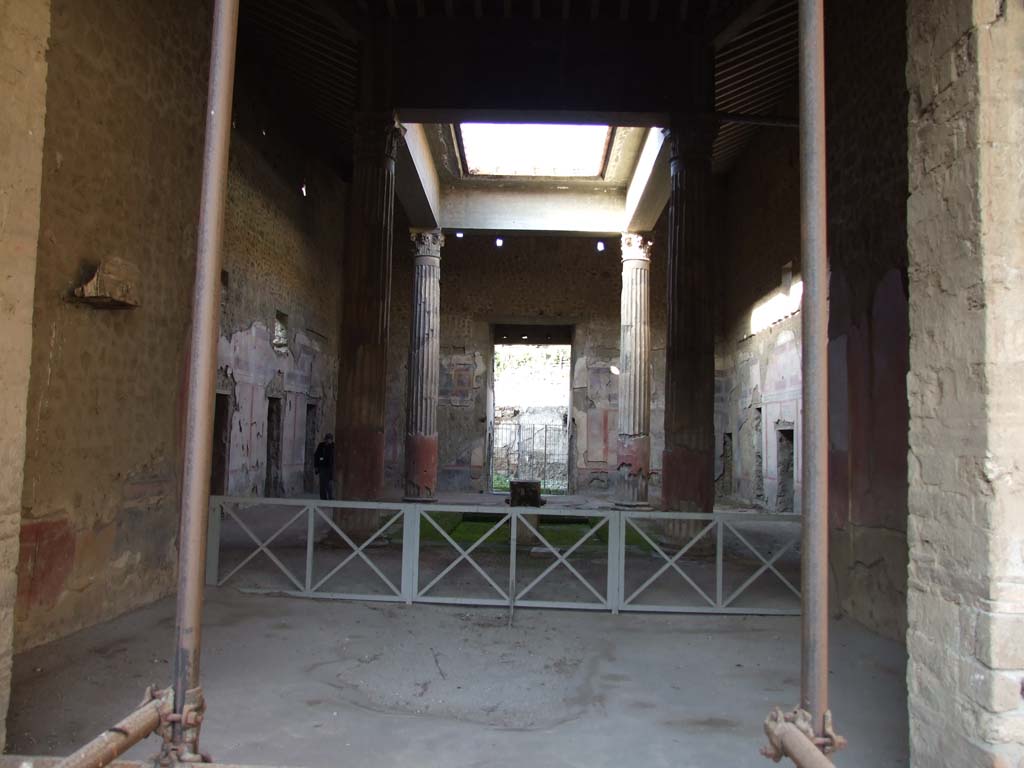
<box><xmin>213</xmin><ymin>502</ymin><xmax>309</xmax><ymax>591</ymax></box>
<box><xmin>621</xmin><ymin>516</ymin><xmax>717</xmax><ymax>609</ymax></box>
<box><xmin>720</xmin><ymin>520</ymin><xmax>801</xmax><ymax>609</ymax></box>
<box><xmin>206</xmin><ymin>498</ymin><xmax>802</xmax><ymax>615</ymax></box>
<box><xmin>207</xmin><ymin>498</ymin><xmax>408</xmax><ymax>603</ymax></box>
<box><xmin>513</xmin><ymin>511</ymin><xmax>614</xmax><ymax>610</ymax></box>
<box><xmin>309</xmin><ymin>507</ymin><xmax>404</xmax><ymax>598</ymax></box>
<box><xmin>618</xmin><ymin>511</ymin><xmax>801</xmax><ymax>615</ymax></box>
<box><xmin>416</xmin><ymin>507</ymin><xmax>512</xmax><ymax>605</ymax></box>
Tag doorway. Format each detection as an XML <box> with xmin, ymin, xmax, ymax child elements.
<box><xmin>304</xmin><ymin>403</ymin><xmax>318</xmax><ymax>493</ymax></box>
<box><xmin>776</xmin><ymin>425</ymin><xmax>795</xmax><ymax>514</ymax></box>
<box><xmin>265</xmin><ymin>396</ymin><xmax>283</xmax><ymax>497</ymax></box>
<box><xmin>489</xmin><ymin>325</ymin><xmax>572</xmax><ymax>495</ymax></box>
<box><xmin>210</xmin><ymin>393</ymin><xmax>231</xmax><ymax>495</ymax></box>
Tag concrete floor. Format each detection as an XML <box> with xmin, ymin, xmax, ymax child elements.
<box><xmin>11</xmin><ymin>588</ymin><xmax>908</xmax><ymax>767</ymax></box>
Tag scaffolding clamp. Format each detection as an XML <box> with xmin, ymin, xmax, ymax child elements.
<box><xmin>760</xmin><ymin>707</ymin><xmax>847</xmax><ymax>763</ymax></box>
<box><xmin>154</xmin><ymin>686</ymin><xmax>211</xmax><ymax>765</ymax></box>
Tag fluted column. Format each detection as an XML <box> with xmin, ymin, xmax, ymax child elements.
<box><xmin>662</xmin><ymin>121</ymin><xmax>716</xmax><ymax>519</ymax></box>
<box><xmin>404</xmin><ymin>229</ymin><xmax>443</xmax><ymax>500</ymax></box>
<box><xmin>335</xmin><ymin>112</ymin><xmax>405</xmax><ymax>504</ymax></box>
<box><xmin>616</xmin><ymin>233</ymin><xmax>653</xmax><ymax>506</ymax></box>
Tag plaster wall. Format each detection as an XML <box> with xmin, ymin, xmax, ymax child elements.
<box><xmin>216</xmin><ymin>98</ymin><xmax>345</xmax><ymax>499</ymax></box>
<box><xmin>15</xmin><ymin>0</ymin><xmax>210</xmax><ymax>651</ymax></box>
<box><xmin>715</xmin><ymin>127</ymin><xmax>803</xmax><ymax>517</ymax></box>
<box><xmin>0</xmin><ymin>0</ymin><xmax>51</xmax><ymax>743</ymax></box>
<box><xmin>716</xmin><ymin>0</ymin><xmax>911</xmax><ymax>643</ymax></box>
<box><xmin>825</xmin><ymin>0</ymin><xmax>911</xmax><ymax>644</ymax></box>
<box><xmin>14</xmin><ymin>2</ymin><xmax>347</xmax><ymax>651</ymax></box>
<box><xmin>906</xmin><ymin>1</ymin><xmax>1024</xmax><ymax>764</ymax></box>
<box><xmin>385</xmin><ymin>232</ymin><xmax>668</xmax><ymax>497</ymax></box>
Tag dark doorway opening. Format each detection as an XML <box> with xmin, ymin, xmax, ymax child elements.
<box><xmin>776</xmin><ymin>425</ymin><xmax>795</xmax><ymax>514</ymax></box>
<box><xmin>210</xmin><ymin>393</ymin><xmax>231</xmax><ymax>495</ymax></box>
<box><xmin>754</xmin><ymin>407</ymin><xmax>765</xmax><ymax>504</ymax></box>
<box><xmin>716</xmin><ymin>432</ymin><xmax>733</xmax><ymax>500</ymax></box>
<box><xmin>304</xmin><ymin>403</ymin><xmax>318</xmax><ymax>493</ymax></box>
<box><xmin>266</xmin><ymin>396</ymin><xmax>283</xmax><ymax>497</ymax></box>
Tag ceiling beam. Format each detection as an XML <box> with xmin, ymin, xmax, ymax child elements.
<box><xmin>396</xmin><ymin>123</ymin><xmax>442</xmax><ymax>228</ymax></box>
<box><xmin>624</xmin><ymin>127</ymin><xmax>670</xmax><ymax>232</ymax></box>
<box><xmin>397</xmin><ymin>108</ymin><xmax>671</xmax><ymax>127</ymax></box>
<box><xmin>441</xmin><ymin>187</ymin><xmax>626</xmax><ymax>234</ymax></box>
<box><xmin>714</xmin><ymin>0</ymin><xmax>777</xmax><ymax>50</ymax></box>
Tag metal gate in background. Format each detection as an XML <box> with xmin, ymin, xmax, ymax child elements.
<box><xmin>491</xmin><ymin>422</ymin><xmax>570</xmax><ymax>493</ymax></box>
<box><xmin>207</xmin><ymin>497</ymin><xmax>801</xmax><ymax>616</ymax></box>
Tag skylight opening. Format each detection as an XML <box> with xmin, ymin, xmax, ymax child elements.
<box><xmin>460</xmin><ymin>123</ymin><xmax>611</xmax><ymax>178</ymax></box>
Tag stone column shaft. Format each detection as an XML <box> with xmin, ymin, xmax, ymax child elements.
<box><xmin>404</xmin><ymin>230</ymin><xmax>443</xmax><ymax>500</ymax></box>
<box><xmin>335</xmin><ymin>113</ymin><xmax>405</xmax><ymax>502</ymax></box>
<box><xmin>617</xmin><ymin>233</ymin><xmax>653</xmax><ymax>505</ymax></box>
<box><xmin>662</xmin><ymin>123</ymin><xmax>716</xmax><ymax>516</ymax></box>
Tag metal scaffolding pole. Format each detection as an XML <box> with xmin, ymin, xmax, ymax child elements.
<box><xmin>169</xmin><ymin>0</ymin><xmax>240</xmax><ymax>759</ymax></box>
<box><xmin>761</xmin><ymin>0</ymin><xmax>843</xmax><ymax>764</ymax></box>
<box><xmin>797</xmin><ymin>0</ymin><xmax>829</xmax><ymax>736</ymax></box>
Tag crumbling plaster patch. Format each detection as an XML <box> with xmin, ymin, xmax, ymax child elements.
<box><xmin>217</xmin><ymin>120</ymin><xmax>345</xmax><ymax>499</ymax></box>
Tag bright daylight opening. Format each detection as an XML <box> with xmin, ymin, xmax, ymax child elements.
<box><xmin>460</xmin><ymin>123</ymin><xmax>611</xmax><ymax>177</ymax></box>
<box><xmin>750</xmin><ymin>279</ymin><xmax>804</xmax><ymax>335</ymax></box>
<box><xmin>492</xmin><ymin>344</ymin><xmax>571</xmax><ymax>494</ymax></box>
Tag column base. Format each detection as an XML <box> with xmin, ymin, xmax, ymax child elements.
<box><xmin>616</xmin><ymin>434</ymin><xmax>651</xmax><ymax>506</ymax></box>
<box><xmin>338</xmin><ymin>426</ymin><xmax>385</xmax><ymax>500</ymax></box>
<box><xmin>661</xmin><ymin>446</ymin><xmax>713</xmax><ymax>512</ymax></box>
<box><xmin>335</xmin><ymin>426</ymin><xmax>385</xmax><ymax>541</ymax></box>
<box><xmin>404</xmin><ymin>433</ymin><xmax>439</xmax><ymax>501</ymax></box>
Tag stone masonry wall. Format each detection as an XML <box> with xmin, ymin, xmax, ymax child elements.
<box><xmin>906</xmin><ymin>1</ymin><xmax>1024</xmax><ymax>765</ymax></box>
<box><xmin>0</xmin><ymin>0</ymin><xmax>51</xmax><ymax>743</ymax></box>
<box><xmin>15</xmin><ymin>0</ymin><xmax>211</xmax><ymax>651</ymax></box>
<box><xmin>385</xmin><ymin>232</ymin><xmax>667</xmax><ymax>497</ymax></box>
<box><xmin>216</xmin><ymin>81</ymin><xmax>345</xmax><ymax>499</ymax></box>
<box><xmin>825</xmin><ymin>0</ymin><xmax>911</xmax><ymax>643</ymax></box>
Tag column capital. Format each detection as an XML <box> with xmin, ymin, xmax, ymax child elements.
<box><xmin>410</xmin><ymin>229</ymin><xmax>444</xmax><ymax>259</ymax></box>
<box><xmin>663</xmin><ymin>118</ymin><xmax>717</xmax><ymax>167</ymax></box>
<box><xmin>621</xmin><ymin>233</ymin><xmax>653</xmax><ymax>262</ymax></box>
<box><xmin>354</xmin><ymin>111</ymin><xmax>406</xmax><ymax>164</ymax></box>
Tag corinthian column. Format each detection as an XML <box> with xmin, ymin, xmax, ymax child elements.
<box><xmin>616</xmin><ymin>233</ymin><xmax>653</xmax><ymax>506</ymax></box>
<box><xmin>404</xmin><ymin>229</ymin><xmax>443</xmax><ymax>500</ymax></box>
<box><xmin>662</xmin><ymin>121</ymin><xmax>716</xmax><ymax>521</ymax></box>
<box><xmin>335</xmin><ymin>112</ymin><xmax>405</xmax><ymax>505</ymax></box>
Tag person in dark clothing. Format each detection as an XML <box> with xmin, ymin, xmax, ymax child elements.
<box><xmin>313</xmin><ymin>433</ymin><xmax>335</xmax><ymax>500</ymax></box>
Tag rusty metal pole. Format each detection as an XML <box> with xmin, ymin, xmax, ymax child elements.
<box><xmin>54</xmin><ymin>697</ymin><xmax>164</xmax><ymax>768</ymax></box>
<box><xmin>170</xmin><ymin>0</ymin><xmax>240</xmax><ymax>759</ymax></box>
<box><xmin>798</xmin><ymin>0</ymin><xmax>829</xmax><ymax>736</ymax></box>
